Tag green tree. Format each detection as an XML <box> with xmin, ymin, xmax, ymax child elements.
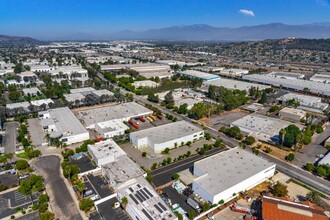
<box><xmin>259</xmin><ymin>91</ymin><xmax>267</xmax><ymax>104</ymax></box>
<box><xmin>39</xmin><ymin>211</ymin><xmax>54</xmax><ymax>220</ymax></box>
<box><xmin>147</xmin><ymin>93</ymin><xmax>159</xmax><ymax>103</ymax></box>
<box><xmin>164</xmin><ymin>90</ymin><xmax>174</xmax><ymax>105</ymax></box>
<box><xmin>188</xmin><ymin>209</ymin><xmax>195</xmax><ymax>220</ymax></box>
<box><xmin>316</xmin><ymin>166</ymin><xmax>327</xmax><ymax>177</ymax></box>
<box><xmin>177</xmin><ymin>103</ymin><xmax>188</xmax><ymax>114</ymax></box>
<box><xmin>280</xmin><ymin>125</ymin><xmax>301</xmax><ymax>148</ymax></box>
<box><xmin>146</xmin><ymin>173</ymin><xmax>153</xmax><ymax>183</ymax></box>
<box><xmin>204</xmin><ymin>132</ymin><xmax>211</xmax><ymax>141</ymax></box>
<box><xmin>18</xmin><ymin>174</ymin><xmax>44</xmax><ymax>204</ymax></box>
<box><xmin>244</xmin><ymin>136</ymin><xmax>256</xmax><ymax>145</ymax></box>
<box><xmin>285</xmin><ymin>153</ymin><xmax>295</xmax><ymax>162</ymax></box>
<box><xmin>15</xmin><ymin>160</ymin><xmax>30</xmax><ymax>170</ymax></box>
<box><xmin>79</xmin><ymin>198</ymin><xmax>94</xmax><ymax>212</ymax></box>
<box><xmin>305</xmin><ymin>163</ymin><xmax>314</xmax><ymax>172</ymax></box>
<box><xmin>214</xmin><ymin>139</ymin><xmax>222</xmax><ymax>148</ymax></box>
<box><xmin>121</xmin><ymin>197</ymin><xmax>128</xmax><ymax>206</ymax></box>
<box><xmin>172</xmin><ymin>173</ymin><xmax>180</xmax><ymax>180</ymax></box>
<box><xmin>272</xmin><ymin>181</ymin><xmax>288</xmax><ymax>197</ymax></box>
<box><xmin>306</xmin><ymin>191</ymin><xmax>321</xmax><ymax>206</ymax></box>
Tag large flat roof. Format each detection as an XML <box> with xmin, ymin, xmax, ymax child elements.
<box><xmin>117</xmin><ymin>176</ymin><xmax>176</xmax><ymax>220</ymax></box>
<box><xmin>203</xmin><ymin>78</ymin><xmax>270</xmax><ymax>91</ymax></box>
<box><xmin>96</xmin><ymin>119</ymin><xmax>129</xmax><ymax>133</ymax></box>
<box><xmin>75</xmin><ymin>102</ymin><xmax>153</xmax><ymax>128</ymax></box>
<box><xmin>179</xmin><ymin>70</ymin><xmax>220</xmax><ymax>81</ymax></box>
<box><xmin>231</xmin><ymin>114</ymin><xmax>303</xmax><ymax>142</ymax></box>
<box><xmin>40</xmin><ymin>107</ymin><xmax>88</xmax><ymax>138</ymax></box>
<box><xmin>310</xmin><ymin>74</ymin><xmax>330</xmax><ymax>83</ymax></box>
<box><xmin>88</xmin><ymin>139</ymin><xmax>126</xmax><ymax>161</ymax></box>
<box><xmin>102</xmin><ymin>155</ymin><xmax>145</xmax><ymax>185</ymax></box>
<box><xmin>243</xmin><ymin>74</ymin><xmax>330</xmax><ymax>96</ymax></box>
<box><xmin>130</xmin><ymin>121</ymin><xmax>203</xmax><ymax>144</ymax></box>
<box><xmin>194</xmin><ymin>148</ymin><xmax>275</xmax><ymax>196</ymax></box>
<box><xmin>277</xmin><ymin>93</ymin><xmax>328</xmax><ymax>111</ymax></box>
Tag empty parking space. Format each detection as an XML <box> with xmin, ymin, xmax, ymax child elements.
<box><xmin>96</xmin><ymin>197</ymin><xmax>130</xmax><ymax>220</ymax></box>
<box><xmin>85</xmin><ymin>174</ymin><xmax>114</xmax><ymax>198</ymax></box>
<box><xmin>204</xmin><ymin>111</ymin><xmax>249</xmax><ymax>129</ymax></box>
<box><xmin>70</xmin><ymin>155</ymin><xmax>97</xmax><ymax>173</ymax></box>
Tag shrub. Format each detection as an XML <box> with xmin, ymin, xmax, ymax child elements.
<box><xmin>172</xmin><ymin>173</ymin><xmax>180</xmax><ymax>180</ymax></box>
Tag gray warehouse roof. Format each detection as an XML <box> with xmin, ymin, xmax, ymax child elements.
<box><xmin>75</xmin><ymin>102</ymin><xmax>153</xmax><ymax>128</ymax></box>
<box><xmin>202</xmin><ymin>78</ymin><xmax>270</xmax><ymax>91</ymax></box>
<box><xmin>40</xmin><ymin>107</ymin><xmax>88</xmax><ymax>138</ymax></box>
<box><xmin>130</xmin><ymin>121</ymin><xmax>203</xmax><ymax>144</ymax></box>
<box><xmin>194</xmin><ymin>148</ymin><xmax>275</xmax><ymax>196</ymax></box>
<box><xmin>243</xmin><ymin>74</ymin><xmax>330</xmax><ymax>96</ymax></box>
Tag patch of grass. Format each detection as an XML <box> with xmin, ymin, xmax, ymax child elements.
<box><xmin>290</xmin><ymin>179</ymin><xmax>327</xmax><ymax>198</ymax></box>
<box><xmin>16</xmin><ymin>152</ymin><xmax>29</xmax><ymax>159</ymax></box>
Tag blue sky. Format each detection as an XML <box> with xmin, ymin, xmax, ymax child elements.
<box><xmin>0</xmin><ymin>0</ymin><xmax>329</xmax><ymax>39</ymax></box>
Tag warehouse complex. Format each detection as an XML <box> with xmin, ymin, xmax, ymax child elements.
<box><xmin>219</xmin><ymin>68</ymin><xmax>249</xmax><ymax>77</ymax></box>
<box><xmin>178</xmin><ymin>70</ymin><xmax>220</xmax><ymax>81</ymax></box>
<box><xmin>39</xmin><ymin>107</ymin><xmax>89</xmax><ymax>145</ymax></box>
<box><xmin>277</xmin><ymin>93</ymin><xmax>329</xmax><ymax>114</ymax></box>
<box><xmin>231</xmin><ymin>114</ymin><xmax>303</xmax><ymax>143</ymax></box>
<box><xmin>88</xmin><ymin>139</ymin><xmax>126</xmax><ymax>166</ymax></box>
<box><xmin>192</xmin><ymin>148</ymin><xmax>276</xmax><ymax>204</ymax></box>
<box><xmin>130</xmin><ymin>121</ymin><xmax>204</xmax><ymax>153</ymax></box>
<box><xmin>95</xmin><ymin>119</ymin><xmax>129</xmax><ymax>139</ymax></box>
<box><xmin>268</xmin><ymin>71</ymin><xmax>305</xmax><ymax>80</ymax></box>
<box><xmin>310</xmin><ymin>74</ymin><xmax>330</xmax><ymax>84</ymax></box>
<box><xmin>243</xmin><ymin>74</ymin><xmax>330</xmax><ymax>96</ymax></box>
<box><xmin>202</xmin><ymin>78</ymin><xmax>270</xmax><ymax>91</ymax></box>
<box><xmin>75</xmin><ymin>102</ymin><xmax>153</xmax><ymax>129</ymax></box>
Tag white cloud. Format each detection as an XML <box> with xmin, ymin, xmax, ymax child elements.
<box><xmin>239</xmin><ymin>9</ymin><xmax>255</xmax><ymax>17</ymax></box>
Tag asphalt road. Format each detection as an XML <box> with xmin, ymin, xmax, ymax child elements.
<box><xmin>3</xmin><ymin>122</ymin><xmax>19</xmax><ymax>153</ymax></box>
<box><xmin>32</xmin><ymin>155</ymin><xmax>82</xmax><ymax>220</ymax></box>
<box><xmin>102</xmin><ymin>73</ymin><xmax>330</xmax><ymax>196</ymax></box>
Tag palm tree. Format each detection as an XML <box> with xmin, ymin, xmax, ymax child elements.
<box><xmin>44</xmin><ymin>133</ymin><xmax>51</xmax><ymax>146</ymax></box>
<box><xmin>306</xmin><ymin>191</ymin><xmax>321</xmax><ymax>206</ymax></box>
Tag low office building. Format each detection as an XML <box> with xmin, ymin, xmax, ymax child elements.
<box><xmin>64</xmin><ymin>93</ymin><xmax>86</xmax><ymax>103</ymax></box>
<box><xmin>202</xmin><ymin>78</ymin><xmax>270</xmax><ymax>92</ymax></box>
<box><xmin>130</xmin><ymin>121</ymin><xmax>204</xmax><ymax>153</ymax></box>
<box><xmin>310</xmin><ymin>74</ymin><xmax>330</xmax><ymax>84</ymax></box>
<box><xmin>219</xmin><ymin>69</ymin><xmax>249</xmax><ymax>77</ymax></box>
<box><xmin>277</xmin><ymin>93</ymin><xmax>329</xmax><ymax>114</ymax></box>
<box><xmin>192</xmin><ymin>148</ymin><xmax>275</xmax><ymax>204</ymax></box>
<box><xmin>39</xmin><ymin>107</ymin><xmax>89</xmax><ymax>145</ymax></box>
<box><xmin>91</xmin><ymin>89</ymin><xmax>114</xmax><ymax>98</ymax></box>
<box><xmin>268</xmin><ymin>71</ymin><xmax>305</xmax><ymax>80</ymax></box>
<box><xmin>22</xmin><ymin>87</ymin><xmax>41</xmax><ymax>96</ymax></box>
<box><xmin>49</xmin><ymin>66</ymin><xmax>88</xmax><ymax>79</ymax></box>
<box><xmin>156</xmin><ymin>60</ymin><xmax>186</xmax><ymax>67</ymax></box>
<box><xmin>75</xmin><ymin>102</ymin><xmax>153</xmax><ymax>129</ymax></box>
<box><xmin>231</xmin><ymin>114</ymin><xmax>303</xmax><ymax>143</ymax></box>
<box><xmin>262</xmin><ymin>196</ymin><xmax>328</xmax><ymax>220</ymax></box>
<box><xmin>102</xmin><ymin>155</ymin><xmax>145</xmax><ymax>190</ymax></box>
<box><xmin>174</xmin><ymin>98</ymin><xmax>200</xmax><ymax>110</ymax></box>
<box><xmin>30</xmin><ymin>99</ymin><xmax>54</xmax><ymax>108</ymax></box>
<box><xmin>95</xmin><ymin>119</ymin><xmax>129</xmax><ymax>139</ymax></box>
<box><xmin>132</xmin><ymin>80</ymin><xmax>159</xmax><ymax>88</ymax></box>
<box><xmin>70</xmin><ymin>87</ymin><xmax>96</xmax><ymax>95</ymax></box>
<box><xmin>178</xmin><ymin>70</ymin><xmax>220</xmax><ymax>81</ymax></box>
<box><xmin>116</xmin><ymin>176</ymin><xmax>177</xmax><ymax>220</ymax></box>
<box><xmin>279</xmin><ymin>107</ymin><xmax>306</xmax><ymax>122</ymax></box>
<box><xmin>6</xmin><ymin>102</ymin><xmax>30</xmax><ymax>111</ymax></box>
<box><xmin>88</xmin><ymin>139</ymin><xmax>126</xmax><ymax>167</ymax></box>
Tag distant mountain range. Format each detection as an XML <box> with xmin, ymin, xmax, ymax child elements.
<box><xmin>62</xmin><ymin>22</ymin><xmax>330</xmax><ymax>41</ymax></box>
<box><xmin>0</xmin><ymin>35</ymin><xmax>40</xmax><ymax>45</ymax></box>
<box><xmin>2</xmin><ymin>22</ymin><xmax>330</xmax><ymax>42</ymax></box>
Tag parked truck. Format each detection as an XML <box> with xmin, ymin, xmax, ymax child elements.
<box><xmin>138</xmin><ymin>117</ymin><xmax>146</xmax><ymax>122</ymax></box>
<box><xmin>187</xmin><ymin>198</ymin><xmax>201</xmax><ymax>212</ymax></box>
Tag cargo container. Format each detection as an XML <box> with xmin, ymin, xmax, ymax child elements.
<box><xmin>139</xmin><ymin>117</ymin><xmax>146</xmax><ymax>122</ymax></box>
<box><xmin>129</xmin><ymin>120</ymin><xmax>139</xmax><ymax>129</ymax></box>
<box><xmin>157</xmin><ymin>114</ymin><xmax>163</xmax><ymax>120</ymax></box>
<box><xmin>146</xmin><ymin>117</ymin><xmax>154</xmax><ymax>122</ymax></box>
<box><xmin>150</xmin><ymin>115</ymin><xmax>157</xmax><ymax>121</ymax></box>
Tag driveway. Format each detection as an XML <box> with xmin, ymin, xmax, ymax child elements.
<box><xmin>31</xmin><ymin>155</ymin><xmax>82</xmax><ymax>220</ymax></box>
<box><xmin>27</xmin><ymin>118</ymin><xmax>45</xmax><ymax>147</ymax></box>
<box><xmin>3</xmin><ymin>122</ymin><xmax>19</xmax><ymax>154</ymax></box>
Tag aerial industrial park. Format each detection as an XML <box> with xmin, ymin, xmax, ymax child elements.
<box><xmin>0</xmin><ymin>1</ymin><xmax>330</xmax><ymax>220</ymax></box>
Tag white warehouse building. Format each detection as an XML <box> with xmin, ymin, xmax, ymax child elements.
<box><xmin>130</xmin><ymin>121</ymin><xmax>204</xmax><ymax>153</ymax></box>
<box><xmin>39</xmin><ymin>107</ymin><xmax>89</xmax><ymax>145</ymax></box>
<box><xmin>87</xmin><ymin>139</ymin><xmax>126</xmax><ymax>167</ymax></box>
<box><xmin>192</xmin><ymin>148</ymin><xmax>276</xmax><ymax>204</ymax></box>
<box><xmin>95</xmin><ymin>119</ymin><xmax>129</xmax><ymax>139</ymax></box>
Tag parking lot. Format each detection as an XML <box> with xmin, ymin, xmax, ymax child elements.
<box><xmin>84</xmin><ymin>174</ymin><xmax>114</xmax><ymax>199</ymax></box>
<box><xmin>128</xmin><ymin>116</ymin><xmax>173</xmax><ymax>131</ymax></box>
<box><xmin>90</xmin><ymin>197</ymin><xmax>130</xmax><ymax>220</ymax></box>
<box><xmin>3</xmin><ymin>122</ymin><xmax>19</xmax><ymax>153</ymax></box>
<box><xmin>70</xmin><ymin>155</ymin><xmax>97</xmax><ymax>173</ymax></box>
<box><xmin>27</xmin><ymin>118</ymin><xmax>45</xmax><ymax>147</ymax></box>
<box><xmin>0</xmin><ymin>189</ymin><xmax>38</xmax><ymax>219</ymax></box>
<box><xmin>203</xmin><ymin>110</ymin><xmax>249</xmax><ymax>129</ymax></box>
<box><xmin>0</xmin><ymin>173</ymin><xmax>18</xmax><ymax>188</ymax></box>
